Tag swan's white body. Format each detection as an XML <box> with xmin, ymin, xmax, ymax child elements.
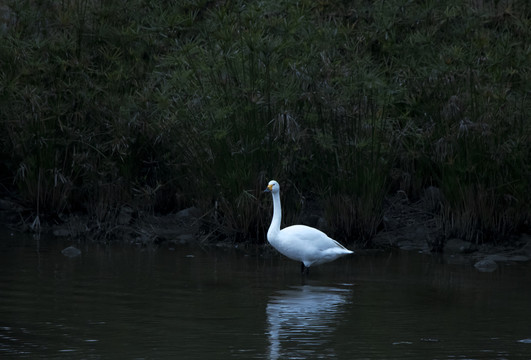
<box><xmin>265</xmin><ymin>180</ymin><xmax>353</xmax><ymax>268</ymax></box>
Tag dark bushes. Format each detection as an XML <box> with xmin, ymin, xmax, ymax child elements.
<box><xmin>1</xmin><ymin>0</ymin><xmax>529</xmax><ymax>244</ymax></box>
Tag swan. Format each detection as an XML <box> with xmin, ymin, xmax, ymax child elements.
<box><xmin>264</xmin><ymin>180</ymin><xmax>353</xmax><ymax>273</ymax></box>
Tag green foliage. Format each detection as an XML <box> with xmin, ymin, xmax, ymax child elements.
<box><xmin>0</xmin><ymin>0</ymin><xmax>529</xmax><ymax>243</ymax></box>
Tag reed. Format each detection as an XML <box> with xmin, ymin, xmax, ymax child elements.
<box><xmin>0</xmin><ymin>0</ymin><xmax>529</xmax><ymax>243</ymax></box>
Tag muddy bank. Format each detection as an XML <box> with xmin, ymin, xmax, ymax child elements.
<box><xmin>1</xmin><ymin>192</ymin><xmax>530</xmax><ymax>272</ymax></box>
<box><xmin>372</xmin><ymin>188</ymin><xmax>531</xmax><ymax>272</ymax></box>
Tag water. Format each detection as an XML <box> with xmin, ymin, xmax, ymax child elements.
<box><xmin>1</xmin><ymin>229</ymin><xmax>531</xmax><ymax>359</ymax></box>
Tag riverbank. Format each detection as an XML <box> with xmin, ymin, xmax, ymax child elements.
<box><xmin>370</xmin><ymin>191</ymin><xmax>531</xmax><ymax>272</ymax></box>
<box><xmin>2</xmin><ymin>189</ymin><xmax>529</xmax><ymax>273</ymax></box>
<box><xmin>1</xmin><ymin>0</ymin><xmax>529</xmax><ymax>247</ymax></box>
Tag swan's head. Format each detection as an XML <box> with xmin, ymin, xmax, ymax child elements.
<box><xmin>264</xmin><ymin>180</ymin><xmax>280</xmax><ymax>194</ymax></box>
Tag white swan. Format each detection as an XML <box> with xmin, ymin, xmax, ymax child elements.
<box><xmin>264</xmin><ymin>180</ymin><xmax>353</xmax><ymax>272</ymax></box>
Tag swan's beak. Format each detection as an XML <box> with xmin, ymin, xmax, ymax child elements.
<box><xmin>263</xmin><ymin>184</ymin><xmax>273</xmax><ymax>193</ymax></box>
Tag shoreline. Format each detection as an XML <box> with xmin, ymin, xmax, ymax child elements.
<box><xmin>2</xmin><ymin>194</ymin><xmax>529</xmax><ymax>273</ymax></box>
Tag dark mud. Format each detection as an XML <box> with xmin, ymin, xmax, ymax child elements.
<box><xmin>1</xmin><ymin>190</ymin><xmax>529</xmax><ymax>272</ymax></box>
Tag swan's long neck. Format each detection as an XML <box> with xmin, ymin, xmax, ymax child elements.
<box><xmin>267</xmin><ymin>192</ymin><xmax>282</xmax><ymax>242</ymax></box>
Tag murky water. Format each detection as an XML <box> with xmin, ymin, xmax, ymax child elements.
<box><xmin>1</xmin><ymin>229</ymin><xmax>530</xmax><ymax>359</ymax></box>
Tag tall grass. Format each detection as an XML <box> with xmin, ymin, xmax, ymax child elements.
<box><xmin>0</xmin><ymin>0</ymin><xmax>529</xmax><ymax>244</ymax></box>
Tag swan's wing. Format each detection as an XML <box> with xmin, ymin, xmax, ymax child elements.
<box><xmin>280</xmin><ymin>225</ymin><xmax>348</xmax><ymax>251</ymax></box>
<box><xmin>276</xmin><ymin>225</ymin><xmax>353</xmax><ymax>266</ymax></box>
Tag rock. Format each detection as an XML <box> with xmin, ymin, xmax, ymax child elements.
<box><xmin>397</xmin><ymin>238</ymin><xmax>429</xmax><ymax>252</ymax></box>
<box><xmin>474</xmin><ymin>259</ymin><xmax>498</xmax><ymax>272</ymax></box>
<box><xmin>177</xmin><ymin>234</ymin><xmax>194</xmax><ymax>244</ymax></box>
<box><xmin>398</xmin><ymin>240</ymin><xmax>418</xmax><ymax>251</ymax></box>
<box><xmin>117</xmin><ymin>206</ymin><xmax>134</xmax><ymax>225</ymax></box>
<box><xmin>444</xmin><ymin>238</ymin><xmax>475</xmax><ymax>254</ymax></box>
<box><xmin>509</xmin><ymin>255</ymin><xmax>530</xmax><ymax>262</ymax></box>
<box><xmin>382</xmin><ymin>214</ymin><xmax>397</xmax><ymax>230</ymax></box>
<box><xmin>50</xmin><ymin>215</ymin><xmax>89</xmax><ymax>239</ymax></box>
<box><xmin>372</xmin><ymin>232</ymin><xmax>396</xmax><ymax>247</ymax></box>
<box><xmin>176</xmin><ymin>207</ymin><xmax>201</xmax><ymax>219</ymax></box>
<box><xmin>519</xmin><ymin>233</ymin><xmax>531</xmax><ymax>257</ymax></box>
<box><xmin>53</xmin><ymin>228</ymin><xmax>71</xmax><ymax>237</ymax></box>
<box><xmin>0</xmin><ymin>199</ymin><xmax>23</xmax><ymax>211</ymax></box>
<box><xmin>61</xmin><ymin>246</ymin><xmax>81</xmax><ymax>258</ymax></box>
<box><xmin>427</xmin><ymin>233</ymin><xmax>445</xmax><ymax>253</ymax></box>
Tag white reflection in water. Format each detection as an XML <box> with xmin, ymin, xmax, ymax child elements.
<box><xmin>267</xmin><ymin>284</ymin><xmax>353</xmax><ymax>360</ymax></box>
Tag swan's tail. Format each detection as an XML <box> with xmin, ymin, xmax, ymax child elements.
<box><xmin>331</xmin><ymin>239</ymin><xmax>354</xmax><ymax>253</ymax></box>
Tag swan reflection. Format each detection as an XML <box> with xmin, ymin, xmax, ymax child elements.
<box><xmin>267</xmin><ymin>284</ymin><xmax>353</xmax><ymax>359</ymax></box>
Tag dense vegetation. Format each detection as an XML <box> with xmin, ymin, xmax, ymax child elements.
<box><xmin>1</xmin><ymin>0</ymin><xmax>529</xmax><ymax>245</ymax></box>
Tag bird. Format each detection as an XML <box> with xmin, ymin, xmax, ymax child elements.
<box><xmin>264</xmin><ymin>180</ymin><xmax>353</xmax><ymax>273</ymax></box>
